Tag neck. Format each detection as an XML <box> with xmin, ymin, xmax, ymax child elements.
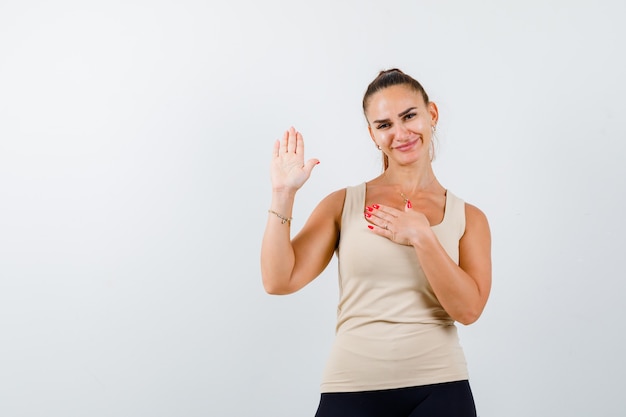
<box><xmin>383</xmin><ymin>165</ymin><xmax>437</xmax><ymax>193</ymax></box>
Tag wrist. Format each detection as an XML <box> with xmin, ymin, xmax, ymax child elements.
<box><xmin>271</xmin><ymin>188</ymin><xmax>297</xmax><ymax>204</ymax></box>
<box><xmin>268</xmin><ymin>209</ymin><xmax>292</xmax><ymax>225</ymax></box>
<box><xmin>409</xmin><ymin>228</ymin><xmax>436</xmax><ymax>249</ymax></box>
<box><xmin>272</xmin><ymin>185</ymin><xmax>298</xmax><ymax>194</ymax></box>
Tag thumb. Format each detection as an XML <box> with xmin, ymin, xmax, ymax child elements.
<box><xmin>303</xmin><ymin>158</ymin><xmax>320</xmax><ymax>176</ymax></box>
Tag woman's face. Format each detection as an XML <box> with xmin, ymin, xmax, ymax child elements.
<box><xmin>366</xmin><ymin>85</ymin><xmax>438</xmax><ymax>166</ymax></box>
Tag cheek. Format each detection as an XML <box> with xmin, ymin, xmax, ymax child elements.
<box><xmin>377</xmin><ymin>131</ymin><xmax>392</xmax><ymax>144</ymax></box>
<box><xmin>409</xmin><ymin>117</ymin><xmax>429</xmax><ymax>130</ymax></box>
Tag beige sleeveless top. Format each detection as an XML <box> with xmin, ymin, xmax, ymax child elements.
<box><xmin>320</xmin><ymin>182</ymin><xmax>469</xmax><ymax>393</ymax></box>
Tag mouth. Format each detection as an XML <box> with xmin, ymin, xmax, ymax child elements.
<box><xmin>392</xmin><ymin>137</ymin><xmax>422</xmax><ymax>152</ymax></box>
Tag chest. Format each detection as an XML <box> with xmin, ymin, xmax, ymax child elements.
<box><xmin>364</xmin><ymin>188</ymin><xmax>447</xmax><ymax>227</ymax></box>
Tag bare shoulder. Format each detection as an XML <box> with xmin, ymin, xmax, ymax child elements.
<box><xmin>462</xmin><ymin>202</ymin><xmax>491</xmax><ymax>248</ymax></box>
<box><xmin>312</xmin><ymin>188</ymin><xmax>347</xmax><ymax>218</ymax></box>
<box><xmin>326</xmin><ymin>187</ymin><xmax>348</xmax><ymax>203</ymax></box>
<box><xmin>464</xmin><ymin>202</ymin><xmax>490</xmax><ymax>229</ymax></box>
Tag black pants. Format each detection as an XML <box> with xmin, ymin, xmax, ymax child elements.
<box><xmin>314</xmin><ymin>380</ymin><xmax>476</xmax><ymax>417</ymax></box>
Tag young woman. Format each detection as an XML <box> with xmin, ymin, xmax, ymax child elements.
<box><xmin>261</xmin><ymin>69</ymin><xmax>492</xmax><ymax>417</ymax></box>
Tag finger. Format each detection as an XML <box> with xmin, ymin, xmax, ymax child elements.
<box><xmin>295</xmin><ymin>131</ymin><xmax>304</xmax><ymax>155</ymax></box>
<box><xmin>287</xmin><ymin>126</ymin><xmax>297</xmax><ymax>154</ymax></box>
<box><xmin>372</xmin><ymin>207</ymin><xmax>399</xmax><ymax>221</ymax></box>
<box><xmin>303</xmin><ymin>158</ymin><xmax>320</xmax><ymax>176</ymax></box>
<box><xmin>280</xmin><ymin>130</ymin><xmax>289</xmax><ymax>154</ymax></box>
<box><xmin>364</xmin><ymin>210</ymin><xmax>390</xmax><ymax>231</ymax></box>
<box><xmin>367</xmin><ymin>223</ymin><xmax>394</xmax><ymax>239</ymax></box>
<box><xmin>372</xmin><ymin>204</ymin><xmax>401</xmax><ymax>218</ymax></box>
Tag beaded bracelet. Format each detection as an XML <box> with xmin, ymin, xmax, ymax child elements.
<box><xmin>268</xmin><ymin>209</ymin><xmax>292</xmax><ymax>225</ymax></box>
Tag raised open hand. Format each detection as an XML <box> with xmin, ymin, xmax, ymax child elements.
<box><xmin>270</xmin><ymin>127</ymin><xmax>319</xmax><ymax>193</ymax></box>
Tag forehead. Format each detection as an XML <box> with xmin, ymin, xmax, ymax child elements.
<box><xmin>366</xmin><ymin>85</ymin><xmax>425</xmax><ymax>116</ymax></box>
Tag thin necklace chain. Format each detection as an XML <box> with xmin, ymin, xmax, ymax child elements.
<box><xmin>384</xmin><ymin>172</ymin><xmax>436</xmax><ymax>204</ymax></box>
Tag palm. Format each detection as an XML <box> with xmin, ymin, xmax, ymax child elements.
<box><xmin>271</xmin><ymin>127</ymin><xmax>319</xmax><ymax>192</ymax></box>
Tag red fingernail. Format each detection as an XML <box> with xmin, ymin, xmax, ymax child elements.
<box><xmin>366</xmin><ymin>206</ymin><xmax>373</xmax><ymax>212</ymax></box>
<box><xmin>373</xmin><ymin>204</ymin><xmax>380</xmax><ymax>209</ymax></box>
<box><xmin>365</xmin><ymin>212</ymin><xmax>371</xmax><ymax>218</ymax></box>
<box><xmin>407</xmin><ymin>200</ymin><xmax>412</xmax><ymax>208</ymax></box>
<box><xmin>367</xmin><ymin>225</ymin><xmax>374</xmax><ymax>230</ymax></box>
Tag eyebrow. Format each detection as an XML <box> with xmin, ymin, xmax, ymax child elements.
<box><xmin>372</xmin><ymin>107</ymin><xmax>417</xmax><ymax>124</ymax></box>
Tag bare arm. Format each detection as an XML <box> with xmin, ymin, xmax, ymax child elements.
<box><xmin>366</xmin><ymin>202</ymin><xmax>492</xmax><ymax>325</ymax></box>
<box><xmin>412</xmin><ymin>204</ymin><xmax>491</xmax><ymax>324</ymax></box>
<box><xmin>260</xmin><ymin>127</ymin><xmax>343</xmax><ymax>295</ymax></box>
<box><xmin>262</xmin><ymin>190</ymin><xmax>344</xmax><ymax>294</ymax></box>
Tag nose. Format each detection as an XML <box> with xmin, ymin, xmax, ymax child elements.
<box><xmin>394</xmin><ymin>123</ymin><xmax>410</xmax><ymax>140</ymax></box>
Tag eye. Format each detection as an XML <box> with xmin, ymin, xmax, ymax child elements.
<box><xmin>376</xmin><ymin>123</ymin><xmax>390</xmax><ymax>129</ymax></box>
<box><xmin>404</xmin><ymin>112</ymin><xmax>417</xmax><ymax>120</ymax></box>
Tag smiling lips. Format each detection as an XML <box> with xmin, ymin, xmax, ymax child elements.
<box><xmin>392</xmin><ymin>137</ymin><xmax>422</xmax><ymax>152</ymax></box>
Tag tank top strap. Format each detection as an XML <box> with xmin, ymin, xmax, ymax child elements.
<box><xmin>438</xmin><ymin>190</ymin><xmax>466</xmax><ymax>240</ymax></box>
<box><xmin>341</xmin><ymin>183</ymin><xmax>366</xmax><ymax>225</ymax></box>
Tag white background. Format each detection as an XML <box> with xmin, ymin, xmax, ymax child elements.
<box><xmin>1</xmin><ymin>1</ymin><xmax>625</xmax><ymax>416</ymax></box>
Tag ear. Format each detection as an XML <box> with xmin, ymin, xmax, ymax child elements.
<box><xmin>428</xmin><ymin>101</ymin><xmax>439</xmax><ymax>127</ymax></box>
